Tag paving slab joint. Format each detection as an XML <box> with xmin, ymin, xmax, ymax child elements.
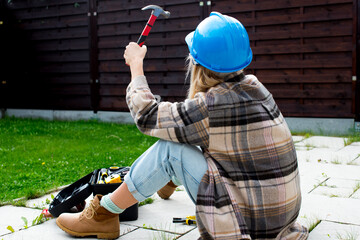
<box><xmin>120</xmin><ymin>225</ymin><xmax>141</xmax><ymax>237</ymax></box>
<box><xmin>325</xmin><ymin>220</ymin><xmax>360</xmax><ymax>227</ymax></box>
<box><xmin>177</xmin><ymin>227</ymin><xmax>199</xmax><ymax>239</ymax></box>
<box><xmin>349</xmin><ymin>183</ymin><xmax>360</xmax><ymax>198</ymax></box>
<box><xmin>308</xmin><ymin>177</ymin><xmax>330</xmax><ymax>194</ymax></box>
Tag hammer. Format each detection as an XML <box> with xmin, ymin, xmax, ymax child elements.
<box><xmin>137</xmin><ymin>5</ymin><xmax>170</xmax><ymax>46</ymax></box>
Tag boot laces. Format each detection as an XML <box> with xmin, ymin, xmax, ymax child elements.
<box><xmin>81</xmin><ymin>200</ymin><xmax>97</xmax><ymax>219</ymax></box>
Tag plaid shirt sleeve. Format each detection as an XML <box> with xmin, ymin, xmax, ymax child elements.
<box><xmin>126</xmin><ymin>75</ymin><xmax>209</xmax><ymax>147</ymax></box>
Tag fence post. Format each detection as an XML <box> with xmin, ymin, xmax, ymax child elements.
<box><xmin>0</xmin><ymin>0</ymin><xmax>10</xmax><ymax>112</ymax></box>
<box><xmin>88</xmin><ymin>0</ymin><xmax>100</xmax><ymax>113</ymax></box>
<box><xmin>205</xmin><ymin>0</ymin><xmax>211</xmax><ymax>17</ymax></box>
<box><xmin>355</xmin><ymin>0</ymin><xmax>360</xmax><ymax>131</ymax></box>
<box><xmin>199</xmin><ymin>1</ymin><xmax>204</xmax><ymax>19</ymax></box>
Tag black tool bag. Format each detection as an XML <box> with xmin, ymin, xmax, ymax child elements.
<box><xmin>49</xmin><ymin>167</ymin><xmax>138</xmax><ymax>221</ymax></box>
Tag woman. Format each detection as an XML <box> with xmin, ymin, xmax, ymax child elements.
<box><xmin>56</xmin><ymin>12</ymin><xmax>308</xmax><ymax>239</ymax></box>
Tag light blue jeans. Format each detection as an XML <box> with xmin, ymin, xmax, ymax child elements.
<box><xmin>124</xmin><ymin>140</ymin><xmax>208</xmax><ymax>204</ymax></box>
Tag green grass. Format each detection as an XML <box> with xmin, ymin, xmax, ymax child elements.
<box><xmin>301</xmin><ymin>214</ymin><xmax>321</xmax><ymax>233</ymax></box>
<box><xmin>344</xmin><ymin>133</ymin><xmax>360</xmax><ymax>146</ymax></box>
<box><xmin>336</xmin><ymin>230</ymin><xmax>359</xmax><ymax>240</ymax></box>
<box><xmin>308</xmin><ymin>218</ymin><xmax>321</xmax><ymax>232</ymax></box>
<box><xmin>0</xmin><ymin>117</ymin><xmax>158</xmax><ymax>204</ymax></box>
<box><xmin>139</xmin><ymin>197</ymin><xmax>155</xmax><ymax>206</ymax></box>
<box><xmin>353</xmin><ymin>182</ymin><xmax>360</xmax><ymax>194</ymax></box>
<box><xmin>292</xmin><ymin>131</ymin><xmax>360</xmax><ymax>148</ymax></box>
<box><xmin>291</xmin><ymin>131</ymin><xmax>314</xmax><ymax>138</ymax></box>
<box><xmin>291</xmin><ymin>130</ymin><xmax>360</xmax><ymax>142</ymax></box>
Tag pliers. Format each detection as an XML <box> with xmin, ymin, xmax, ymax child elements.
<box><xmin>173</xmin><ymin>216</ymin><xmax>196</xmax><ymax>225</ymax></box>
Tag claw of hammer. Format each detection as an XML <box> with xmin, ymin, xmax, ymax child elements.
<box><xmin>142</xmin><ymin>5</ymin><xmax>170</xmax><ymax>18</ymax></box>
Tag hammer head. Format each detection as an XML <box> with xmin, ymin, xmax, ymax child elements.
<box><xmin>142</xmin><ymin>5</ymin><xmax>170</xmax><ymax>18</ymax></box>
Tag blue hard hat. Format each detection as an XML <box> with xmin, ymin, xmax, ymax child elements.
<box><xmin>185</xmin><ymin>12</ymin><xmax>252</xmax><ymax>73</ymax></box>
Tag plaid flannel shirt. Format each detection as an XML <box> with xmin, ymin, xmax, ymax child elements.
<box><xmin>126</xmin><ymin>73</ymin><xmax>308</xmax><ymax>240</ymax></box>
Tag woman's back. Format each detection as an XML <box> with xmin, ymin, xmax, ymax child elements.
<box><xmin>196</xmin><ymin>74</ymin><xmax>307</xmax><ymax>239</ymax></box>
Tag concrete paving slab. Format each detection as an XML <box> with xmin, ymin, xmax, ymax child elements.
<box><xmin>297</xmin><ymin>146</ymin><xmax>360</xmax><ymax>165</ymax></box>
<box><xmin>1</xmin><ymin>219</ymin><xmax>138</xmax><ymax>240</ymax></box>
<box><xmin>296</xmin><ymin>148</ymin><xmax>340</xmax><ymax>164</ymax></box>
<box><xmin>0</xmin><ymin>206</ymin><xmax>42</xmax><ymax>236</ymax></box>
<box><xmin>310</xmin><ymin>186</ymin><xmax>354</xmax><ymax>198</ymax></box>
<box><xmin>292</xmin><ymin>136</ymin><xmax>305</xmax><ymax>143</ymax></box>
<box><xmin>296</xmin><ymin>215</ymin><xmax>319</xmax><ymax>232</ymax></box>
<box><xmin>301</xmin><ymin>136</ymin><xmax>347</xmax><ymax>150</ymax></box>
<box><xmin>336</xmin><ymin>145</ymin><xmax>360</xmax><ymax>162</ymax></box>
<box><xmin>350</xmin><ymin>142</ymin><xmax>360</xmax><ymax>146</ymax></box>
<box><xmin>300</xmin><ymin>177</ymin><xmax>318</xmax><ymax>194</ymax></box>
<box><xmin>295</xmin><ymin>146</ymin><xmax>315</xmax><ymax>152</ymax></box>
<box><xmin>301</xmin><ymin>194</ymin><xmax>360</xmax><ymax>225</ymax></box>
<box><xmin>296</xmin><ymin>150</ymin><xmax>311</xmax><ymax>162</ymax></box>
<box><xmin>298</xmin><ymin>162</ymin><xmax>329</xmax><ymax>183</ymax></box>
<box><xmin>120</xmin><ymin>227</ymin><xmax>180</xmax><ymax>240</ymax></box>
<box><xmin>351</xmin><ymin>189</ymin><xmax>360</xmax><ymax>199</ymax></box>
<box><xmin>123</xmin><ymin>187</ymin><xmax>196</xmax><ymax>235</ymax></box>
<box><xmin>298</xmin><ymin>162</ymin><xmax>360</xmax><ymax>181</ymax></box>
<box><xmin>308</xmin><ymin>220</ymin><xmax>360</xmax><ymax>240</ymax></box>
<box><xmin>25</xmin><ymin>191</ymin><xmax>59</xmax><ymax>209</ymax></box>
<box><xmin>324</xmin><ymin>178</ymin><xmax>360</xmax><ymax>189</ymax></box>
<box><xmin>177</xmin><ymin>227</ymin><xmax>200</xmax><ymax>239</ymax></box>
<box><xmin>119</xmin><ymin>224</ymin><xmax>139</xmax><ymax>237</ymax></box>
<box><xmin>300</xmin><ymin>194</ymin><xmax>335</xmax><ymax>221</ymax></box>
<box><xmin>1</xmin><ymin>219</ymin><xmax>71</xmax><ymax>240</ymax></box>
<box><xmin>5</xmin><ymin>186</ymin><xmax>195</xmax><ymax>238</ymax></box>
<box><xmin>352</xmin><ymin>156</ymin><xmax>360</xmax><ymax>166</ymax></box>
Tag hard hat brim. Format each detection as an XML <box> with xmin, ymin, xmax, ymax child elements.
<box><xmin>185</xmin><ymin>31</ymin><xmax>195</xmax><ymax>55</ymax></box>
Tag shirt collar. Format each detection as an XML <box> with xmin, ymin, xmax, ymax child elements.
<box><xmin>223</xmin><ymin>71</ymin><xmax>245</xmax><ymax>82</ymax></box>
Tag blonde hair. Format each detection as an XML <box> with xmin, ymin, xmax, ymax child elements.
<box><xmin>186</xmin><ymin>55</ymin><xmax>224</xmax><ymax>99</ymax></box>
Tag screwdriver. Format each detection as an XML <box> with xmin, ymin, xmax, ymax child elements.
<box><xmin>173</xmin><ymin>216</ymin><xmax>196</xmax><ymax>225</ymax></box>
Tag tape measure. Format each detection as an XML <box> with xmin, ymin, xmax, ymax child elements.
<box><xmin>105</xmin><ymin>174</ymin><xmax>122</xmax><ymax>184</ymax></box>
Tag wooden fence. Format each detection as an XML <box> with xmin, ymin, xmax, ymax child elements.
<box><xmin>0</xmin><ymin>0</ymin><xmax>359</xmax><ymax>119</ymax></box>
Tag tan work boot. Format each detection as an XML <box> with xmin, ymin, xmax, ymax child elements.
<box><xmin>157</xmin><ymin>181</ymin><xmax>178</xmax><ymax>199</ymax></box>
<box><xmin>56</xmin><ymin>195</ymin><xmax>120</xmax><ymax>239</ymax></box>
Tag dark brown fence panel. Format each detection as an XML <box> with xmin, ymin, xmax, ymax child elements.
<box><xmin>0</xmin><ymin>0</ymin><xmax>357</xmax><ymax>119</ymax></box>
<box><xmin>210</xmin><ymin>0</ymin><xmax>354</xmax><ymax>117</ymax></box>
<box><xmin>356</xmin><ymin>0</ymin><xmax>360</xmax><ymax>122</ymax></box>
<box><xmin>0</xmin><ymin>0</ymin><xmax>91</xmax><ymax>110</ymax></box>
<box><xmin>97</xmin><ymin>0</ymin><xmax>201</xmax><ymax>111</ymax></box>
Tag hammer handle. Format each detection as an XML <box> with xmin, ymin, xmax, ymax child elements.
<box><xmin>137</xmin><ymin>14</ymin><xmax>158</xmax><ymax>46</ymax></box>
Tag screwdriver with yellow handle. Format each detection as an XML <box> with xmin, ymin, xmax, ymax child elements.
<box><xmin>173</xmin><ymin>216</ymin><xmax>196</xmax><ymax>225</ymax></box>
<box><xmin>97</xmin><ymin>168</ymin><xmax>108</xmax><ymax>184</ymax></box>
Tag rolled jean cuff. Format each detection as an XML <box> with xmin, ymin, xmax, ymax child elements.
<box><xmin>171</xmin><ymin>175</ymin><xmax>181</xmax><ymax>186</ymax></box>
<box><xmin>124</xmin><ymin>173</ymin><xmax>147</xmax><ymax>202</ymax></box>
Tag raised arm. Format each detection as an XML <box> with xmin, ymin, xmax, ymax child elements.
<box><xmin>123</xmin><ymin>42</ymin><xmax>146</xmax><ymax>80</ymax></box>
<box><xmin>124</xmin><ymin>42</ymin><xmax>209</xmax><ymax>147</ymax></box>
